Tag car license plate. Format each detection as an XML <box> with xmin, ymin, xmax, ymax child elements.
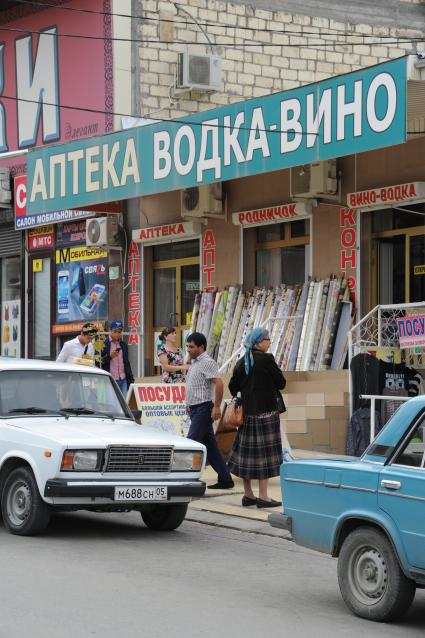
<box><xmin>114</xmin><ymin>486</ymin><xmax>168</xmax><ymax>501</ymax></box>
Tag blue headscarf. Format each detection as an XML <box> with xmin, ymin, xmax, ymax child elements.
<box><xmin>243</xmin><ymin>327</ymin><xmax>270</xmax><ymax>375</ymax></box>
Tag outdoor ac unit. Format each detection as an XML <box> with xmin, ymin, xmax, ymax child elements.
<box><xmin>177</xmin><ymin>53</ymin><xmax>222</xmax><ymax>92</ymax></box>
<box><xmin>0</xmin><ymin>167</ymin><xmax>11</xmax><ymax>209</ymax></box>
<box><xmin>86</xmin><ymin>216</ymin><xmax>119</xmax><ymax>246</ymax></box>
<box><xmin>180</xmin><ymin>184</ymin><xmax>224</xmax><ymax>219</ymax></box>
<box><xmin>291</xmin><ymin>160</ymin><xmax>338</xmax><ymax>198</ymax></box>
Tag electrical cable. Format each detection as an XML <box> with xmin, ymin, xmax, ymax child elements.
<box><xmin>0</xmin><ymin>24</ymin><xmax>423</xmax><ymax>48</ymax></box>
<box><xmin>12</xmin><ymin>0</ymin><xmax>425</xmax><ymax>43</ymax></box>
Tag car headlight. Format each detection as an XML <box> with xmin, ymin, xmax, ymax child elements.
<box><xmin>172</xmin><ymin>450</ymin><xmax>203</xmax><ymax>472</ymax></box>
<box><xmin>61</xmin><ymin>450</ymin><xmax>103</xmax><ymax>472</ymax></box>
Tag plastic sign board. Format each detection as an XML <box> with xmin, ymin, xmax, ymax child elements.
<box><xmin>132</xmin><ymin>221</ymin><xmax>201</xmax><ymax>244</ymax></box>
<box><xmin>14</xmin><ymin>175</ymin><xmax>95</xmax><ymax>229</ymax></box>
<box><xmin>233</xmin><ymin>201</ymin><xmax>309</xmax><ymax>226</ymax></box>
<box><xmin>26</xmin><ymin>58</ymin><xmax>407</xmax><ymax>214</ymax></box>
<box><xmin>28</xmin><ymin>225</ymin><xmax>54</xmax><ymax>250</ymax></box>
<box><xmin>127</xmin><ymin>383</ymin><xmax>189</xmax><ymax>436</ymax></box>
<box><xmin>348</xmin><ymin>181</ymin><xmax>425</xmax><ymax>209</ymax></box>
<box><xmin>397</xmin><ymin>315</ymin><xmax>425</xmax><ymax>348</ymax></box>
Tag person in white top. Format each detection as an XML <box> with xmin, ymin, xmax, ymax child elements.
<box><xmin>56</xmin><ymin>323</ymin><xmax>98</xmax><ymax>364</ymax></box>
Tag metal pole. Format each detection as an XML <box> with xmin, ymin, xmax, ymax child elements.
<box><xmin>370</xmin><ymin>397</ymin><xmax>376</xmax><ymax>443</ymax></box>
<box><xmin>348</xmin><ymin>330</ymin><xmax>353</xmax><ymax>418</ymax></box>
<box><xmin>377</xmin><ymin>306</ymin><xmax>382</xmax><ymax>348</ymax></box>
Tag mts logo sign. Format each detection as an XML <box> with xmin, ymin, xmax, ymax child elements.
<box><xmin>14</xmin><ymin>175</ymin><xmax>27</xmax><ymax>217</ymax></box>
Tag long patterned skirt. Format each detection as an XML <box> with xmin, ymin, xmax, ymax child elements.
<box><xmin>227</xmin><ymin>411</ymin><xmax>282</xmax><ymax>480</ymax></box>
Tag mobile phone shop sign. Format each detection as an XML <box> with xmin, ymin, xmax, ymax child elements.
<box><xmin>27</xmin><ymin>58</ymin><xmax>406</xmax><ymax>214</ymax></box>
<box><xmin>397</xmin><ymin>315</ymin><xmax>425</xmax><ymax>348</ymax></box>
<box><xmin>55</xmin><ymin>245</ymin><xmax>108</xmax><ymax>326</ymax></box>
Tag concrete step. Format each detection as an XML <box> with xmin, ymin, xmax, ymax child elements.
<box><xmin>284</xmin><ymin>370</ymin><xmax>348</xmax><ymax>382</ymax></box>
<box><xmin>287</xmin><ymin>432</ymin><xmax>313</xmax><ymax>450</ymax></box>
<box><xmin>285</xmin><ymin>379</ymin><xmax>349</xmax><ymax>393</ymax></box>
<box><xmin>282</xmin><ymin>391</ymin><xmax>349</xmax><ymax>407</ymax></box>
<box><xmin>282</xmin><ymin>405</ymin><xmax>349</xmax><ymax>421</ymax></box>
<box><xmin>285</xmin><ymin>417</ymin><xmax>348</xmax><ymax>454</ymax></box>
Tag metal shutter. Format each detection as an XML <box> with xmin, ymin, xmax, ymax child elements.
<box><xmin>0</xmin><ymin>224</ymin><xmax>22</xmax><ymax>257</ymax></box>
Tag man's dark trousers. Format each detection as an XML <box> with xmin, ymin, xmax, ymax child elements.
<box><xmin>187</xmin><ymin>401</ymin><xmax>232</xmax><ymax>483</ymax></box>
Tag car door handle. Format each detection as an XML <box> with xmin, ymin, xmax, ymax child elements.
<box><xmin>381</xmin><ymin>480</ymin><xmax>401</xmax><ymax>490</ymax></box>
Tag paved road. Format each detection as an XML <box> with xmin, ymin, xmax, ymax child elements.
<box><xmin>0</xmin><ymin>512</ymin><xmax>424</xmax><ymax>638</ymax></box>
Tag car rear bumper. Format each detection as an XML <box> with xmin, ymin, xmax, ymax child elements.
<box><xmin>44</xmin><ymin>479</ymin><xmax>206</xmax><ymax>501</ymax></box>
<box><xmin>268</xmin><ymin>512</ymin><xmax>292</xmax><ymax>533</ymax></box>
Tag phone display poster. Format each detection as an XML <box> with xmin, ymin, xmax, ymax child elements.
<box><xmin>55</xmin><ymin>246</ymin><xmax>108</xmax><ymax>325</ymax></box>
<box><xmin>1</xmin><ymin>300</ymin><xmax>21</xmax><ymax>358</ymax></box>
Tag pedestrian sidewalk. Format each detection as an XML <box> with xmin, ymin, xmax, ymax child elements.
<box><xmin>187</xmin><ymin>449</ymin><xmax>338</xmax><ymax>536</ymax></box>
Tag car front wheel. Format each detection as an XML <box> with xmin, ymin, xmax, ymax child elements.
<box><xmin>1</xmin><ymin>467</ymin><xmax>51</xmax><ymax>536</ymax></box>
<box><xmin>141</xmin><ymin>503</ymin><xmax>188</xmax><ymax>531</ymax></box>
<box><xmin>338</xmin><ymin>526</ymin><xmax>416</xmax><ymax>622</ymax></box>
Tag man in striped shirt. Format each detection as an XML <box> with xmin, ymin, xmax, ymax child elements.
<box><xmin>186</xmin><ymin>332</ymin><xmax>234</xmax><ymax>490</ymax></box>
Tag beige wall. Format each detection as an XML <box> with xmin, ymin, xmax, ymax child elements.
<box><xmin>312</xmin><ymin>204</ymin><xmax>342</xmax><ymax>280</ymax></box>
<box><xmin>136</xmin><ymin>0</ymin><xmax>420</xmax><ymax>121</ymax></box>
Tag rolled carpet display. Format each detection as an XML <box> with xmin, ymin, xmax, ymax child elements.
<box><xmin>189</xmin><ymin>276</ymin><xmax>353</xmax><ymax>372</ymax></box>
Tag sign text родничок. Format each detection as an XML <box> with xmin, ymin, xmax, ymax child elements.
<box><xmin>26</xmin><ymin>58</ymin><xmax>407</xmax><ymax>214</ymax></box>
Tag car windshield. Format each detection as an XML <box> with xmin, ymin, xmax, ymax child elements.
<box><xmin>0</xmin><ymin>370</ymin><xmax>132</xmax><ymax>420</ymax></box>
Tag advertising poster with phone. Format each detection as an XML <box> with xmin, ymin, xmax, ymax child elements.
<box><xmin>1</xmin><ymin>300</ymin><xmax>21</xmax><ymax>358</ymax></box>
<box><xmin>55</xmin><ymin>246</ymin><xmax>108</xmax><ymax>328</ymax></box>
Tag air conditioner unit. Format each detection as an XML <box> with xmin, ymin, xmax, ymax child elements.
<box><xmin>86</xmin><ymin>216</ymin><xmax>119</xmax><ymax>246</ymax></box>
<box><xmin>177</xmin><ymin>52</ymin><xmax>222</xmax><ymax>92</ymax></box>
<box><xmin>180</xmin><ymin>184</ymin><xmax>224</xmax><ymax>219</ymax></box>
<box><xmin>0</xmin><ymin>167</ymin><xmax>11</xmax><ymax>209</ymax></box>
<box><xmin>291</xmin><ymin>160</ymin><xmax>338</xmax><ymax>198</ymax></box>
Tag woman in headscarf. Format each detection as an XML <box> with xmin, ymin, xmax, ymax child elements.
<box><xmin>227</xmin><ymin>327</ymin><xmax>286</xmax><ymax>508</ymax></box>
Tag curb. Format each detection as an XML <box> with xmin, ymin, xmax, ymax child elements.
<box><xmin>186</xmin><ymin>508</ymin><xmax>293</xmax><ymax>539</ymax></box>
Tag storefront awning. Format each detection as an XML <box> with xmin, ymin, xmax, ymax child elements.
<box><xmin>25</xmin><ymin>56</ymin><xmax>425</xmax><ymax>216</ymax></box>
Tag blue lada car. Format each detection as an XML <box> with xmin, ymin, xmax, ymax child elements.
<box><xmin>269</xmin><ymin>396</ymin><xmax>425</xmax><ymax>623</ymax></box>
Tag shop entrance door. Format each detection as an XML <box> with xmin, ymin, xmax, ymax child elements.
<box><xmin>152</xmin><ymin>240</ymin><xmax>200</xmax><ymax>354</ymax></box>
<box><xmin>28</xmin><ymin>252</ymin><xmax>54</xmax><ymax>359</ymax></box>
<box><xmin>376</xmin><ymin>228</ymin><xmax>424</xmax><ymax>304</ymax></box>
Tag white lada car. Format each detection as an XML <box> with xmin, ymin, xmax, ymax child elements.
<box><xmin>0</xmin><ymin>359</ymin><xmax>205</xmax><ymax>536</ymax></box>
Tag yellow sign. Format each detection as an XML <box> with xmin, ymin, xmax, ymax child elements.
<box><xmin>55</xmin><ymin>245</ymin><xmax>107</xmax><ymax>264</ymax></box>
<box><xmin>29</xmin><ymin>225</ymin><xmax>54</xmax><ymax>237</ymax></box>
<box><xmin>32</xmin><ymin>259</ymin><xmax>43</xmax><ymax>272</ymax></box>
<box><xmin>414</xmin><ymin>265</ymin><xmax>425</xmax><ymax>276</ymax></box>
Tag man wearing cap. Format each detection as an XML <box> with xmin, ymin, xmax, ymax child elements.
<box><xmin>100</xmin><ymin>320</ymin><xmax>134</xmax><ymax>395</ymax></box>
<box><xmin>56</xmin><ymin>322</ymin><xmax>97</xmax><ymax>365</ymax></box>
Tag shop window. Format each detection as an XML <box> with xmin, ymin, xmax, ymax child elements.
<box><xmin>290</xmin><ymin>219</ymin><xmax>307</xmax><ymax>238</ymax></box>
<box><xmin>372</xmin><ymin>205</ymin><xmax>425</xmax><ymax>232</ymax></box>
<box><xmin>372</xmin><ymin>207</ymin><xmax>424</xmax><ymax>304</ymax></box>
<box><xmin>1</xmin><ymin>256</ymin><xmax>21</xmax><ymax>358</ymax></box>
<box><xmin>153</xmin><ymin>239</ymin><xmax>199</xmax><ymax>262</ymax></box>
<box><xmin>254</xmin><ymin>220</ymin><xmax>310</xmax><ymax>287</ymax></box>
<box><xmin>154</xmin><ymin>268</ymin><xmax>176</xmax><ymax>327</ymax></box>
<box><xmin>34</xmin><ymin>258</ymin><xmax>51</xmax><ymax>358</ymax></box>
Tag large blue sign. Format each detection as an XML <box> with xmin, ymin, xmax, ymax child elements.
<box><xmin>26</xmin><ymin>57</ymin><xmax>407</xmax><ymax>214</ymax></box>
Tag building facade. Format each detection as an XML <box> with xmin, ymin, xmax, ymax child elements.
<box><xmin>0</xmin><ymin>0</ymin><xmax>132</xmax><ymax>359</ymax></box>
<box><xmin>130</xmin><ymin>0</ymin><xmax>424</xmax><ymax>376</ymax></box>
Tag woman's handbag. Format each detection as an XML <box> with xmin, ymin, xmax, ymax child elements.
<box><xmin>221</xmin><ymin>396</ymin><xmax>244</xmax><ymax>429</ymax></box>
<box><xmin>276</xmin><ymin>391</ymin><xmax>286</xmax><ymax>414</ymax></box>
